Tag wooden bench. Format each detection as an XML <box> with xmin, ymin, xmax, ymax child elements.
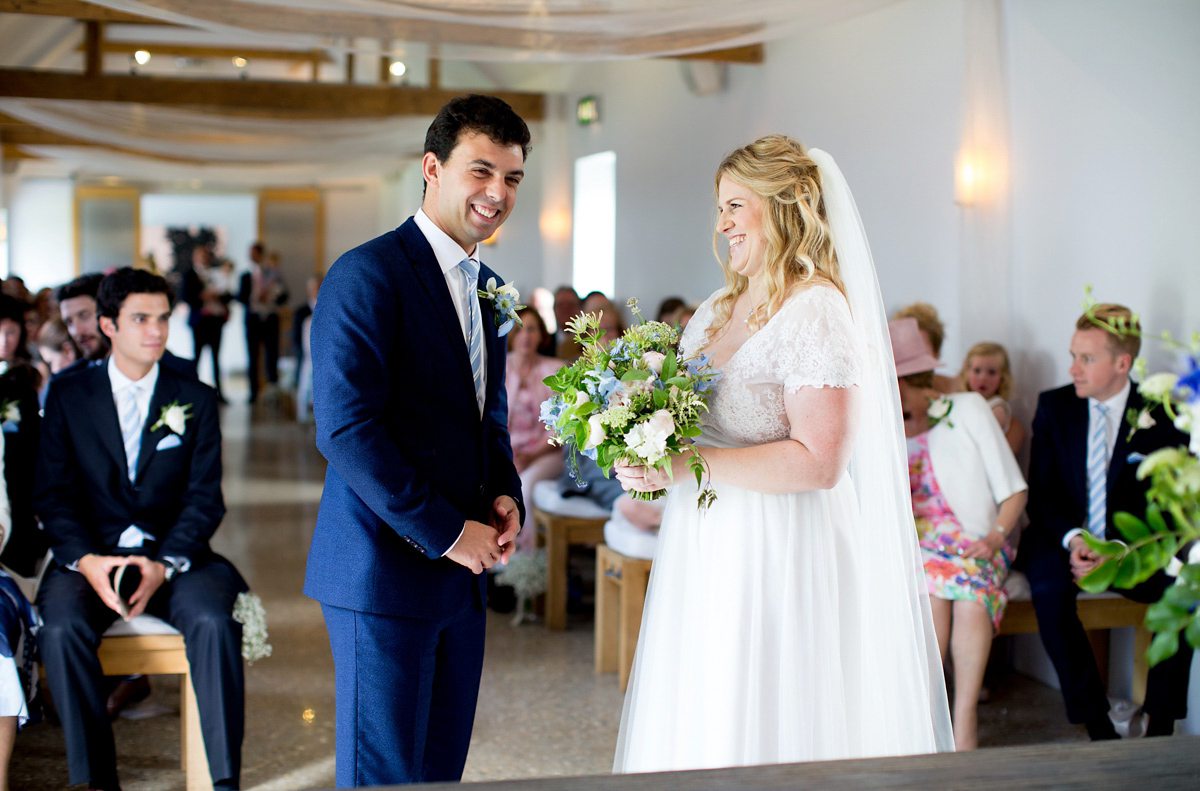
<box><xmin>97</xmin><ymin>617</ymin><xmax>213</xmax><ymax>791</ymax></box>
<box><xmin>531</xmin><ymin>480</ymin><xmax>609</xmax><ymax>631</ymax></box>
<box><xmin>595</xmin><ymin>544</ymin><xmax>653</xmax><ymax>691</ymax></box>
<box><xmin>998</xmin><ymin>580</ymin><xmax>1150</xmax><ymax>704</ymax></box>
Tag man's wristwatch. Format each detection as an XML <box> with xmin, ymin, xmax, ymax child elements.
<box><xmin>160</xmin><ymin>556</ymin><xmax>188</xmax><ymax>582</ymax></box>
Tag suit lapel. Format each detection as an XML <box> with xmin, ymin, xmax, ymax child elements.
<box><xmin>135</xmin><ymin>370</ymin><xmax>182</xmax><ymax>482</ymax></box>
<box><xmin>477</xmin><ymin>268</ymin><xmax>505</xmax><ymax>417</ymax></box>
<box><xmin>1108</xmin><ymin>385</ymin><xmax>1139</xmax><ymax>493</ymax></box>
<box><xmin>1065</xmin><ymin>394</ymin><xmax>1090</xmax><ymax>509</ymax></box>
<box><xmin>403</xmin><ymin>223</ymin><xmax>476</xmax><ymax>398</ymax></box>
<box><xmin>88</xmin><ymin>364</ymin><xmax>130</xmax><ymax>479</ymax></box>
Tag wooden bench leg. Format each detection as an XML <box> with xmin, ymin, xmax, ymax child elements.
<box><xmin>596</xmin><ymin>550</ymin><xmax>619</xmax><ymax>675</ymax></box>
<box><xmin>618</xmin><ymin>564</ymin><xmax>651</xmax><ymax>693</ymax></box>
<box><xmin>182</xmin><ymin>669</ymin><xmax>214</xmax><ymax>791</ymax></box>
<box><xmin>545</xmin><ymin>523</ymin><xmax>568</xmax><ymax>631</ymax></box>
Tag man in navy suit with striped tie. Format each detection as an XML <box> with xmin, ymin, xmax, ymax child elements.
<box><xmin>304</xmin><ymin>95</ymin><xmax>528</xmax><ymax>786</ymax></box>
<box><xmin>1023</xmin><ymin>303</ymin><xmax>1192</xmax><ymax>740</ymax></box>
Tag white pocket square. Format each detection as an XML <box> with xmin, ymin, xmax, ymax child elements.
<box><xmin>1127</xmin><ymin>451</ymin><xmax>1146</xmax><ymax>463</ymax></box>
<box><xmin>156</xmin><ymin>434</ymin><xmax>183</xmax><ymax>451</ymax></box>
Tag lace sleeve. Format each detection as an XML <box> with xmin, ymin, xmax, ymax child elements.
<box><xmin>769</xmin><ymin>287</ymin><xmax>862</xmax><ymax>392</ymax></box>
<box><xmin>677</xmin><ymin>292</ymin><xmax>718</xmax><ymax>360</ymax></box>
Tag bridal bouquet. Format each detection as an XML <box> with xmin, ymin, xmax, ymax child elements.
<box><xmin>540</xmin><ymin>299</ymin><xmax>721</xmax><ymax>508</ymax></box>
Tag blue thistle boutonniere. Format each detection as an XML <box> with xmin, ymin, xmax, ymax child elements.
<box><xmin>478</xmin><ymin>277</ymin><xmax>525</xmax><ymax>337</ymax></box>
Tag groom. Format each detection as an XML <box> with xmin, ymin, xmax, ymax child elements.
<box><xmin>304</xmin><ymin>95</ymin><xmax>529</xmax><ymax>787</ymax></box>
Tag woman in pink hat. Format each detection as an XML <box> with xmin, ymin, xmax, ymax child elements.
<box><xmin>892</xmin><ymin>316</ymin><xmax>1028</xmax><ymax>751</ymax></box>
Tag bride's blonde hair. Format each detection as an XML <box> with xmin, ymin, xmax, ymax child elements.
<box><xmin>706</xmin><ymin>135</ymin><xmax>844</xmax><ymax>345</ymax></box>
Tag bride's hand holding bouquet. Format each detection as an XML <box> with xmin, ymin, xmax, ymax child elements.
<box><xmin>539</xmin><ymin>299</ymin><xmax>721</xmax><ymax>508</ymax></box>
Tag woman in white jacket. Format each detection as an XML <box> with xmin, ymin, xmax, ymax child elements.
<box><xmin>891</xmin><ymin>318</ymin><xmax>1027</xmax><ymax>752</ymax></box>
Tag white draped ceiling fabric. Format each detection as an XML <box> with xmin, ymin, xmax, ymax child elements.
<box><xmin>5</xmin><ymin>0</ymin><xmax>900</xmax><ymax>178</ymax></box>
<box><xmin>83</xmin><ymin>0</ymin><xmax>902</xmax><ymax>61</ymax></box>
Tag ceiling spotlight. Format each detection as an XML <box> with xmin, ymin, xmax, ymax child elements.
<box><xmin>232</xmin><ymin>56</ymin><xmax>248</xmax><ymax>69</ymax></box>
<box><xmin>389</xmin><ymin>60</ymin><xmax>407</xmax><ymax>78</ymax></box>
<box><xmin>133</xmin><ymin>49</ymin><xmax>151</xmax><ymax>66</ymax></box>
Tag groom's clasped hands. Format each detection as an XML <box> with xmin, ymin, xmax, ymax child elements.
<box><xmin>444</xmin><ymin>494</ymin><xmax>522</xmax><ymax>574</ymax></box>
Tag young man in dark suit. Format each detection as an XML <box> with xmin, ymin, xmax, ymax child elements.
<box><xmin>1023</xmin><ymin>303</ymin><xmax>1192</xmax><ymax>740</ymax></box>
<box><xmin>305</xmin><ymin>95</ymin><xmax>527</xmax><ymax>787</ymax></box>
<box><xmin>36</xmin><ymin>268</ymin><xmax>247</xmax><ymax>791</ymax></box>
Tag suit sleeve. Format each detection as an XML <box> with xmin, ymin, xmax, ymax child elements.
<box><xmin>34</xmin><ymin>380</ymin><xmax>100</xmax><ymax>565</ymax></box>
<box><xmin>486</xmin><ymin>355</ymin><xmax>525</xmax><ymax>525</ymax></box>
<box><xmin>1025</xmin><ymin>393</ymin><xmax>1078</xmax><ymax>548</ymax></box>
<box><xmin>156</xmin><ymin>387</ymin><xmax>225</xmax><ymax>561</ymax></box>
<box><xmin>313</xmin><ymin>249</ymin><xmax>465</xmax><ymax>558</ymax></box>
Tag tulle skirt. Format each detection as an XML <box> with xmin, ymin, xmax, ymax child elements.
<box><xmin>614</xmin><ymin>475</ymin><xmax>947</xmax><ymax>773</ymax></box>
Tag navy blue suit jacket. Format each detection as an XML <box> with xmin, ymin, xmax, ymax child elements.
<box><xmin>303</xmin><ymin>218</ymin><xmax>524</xmax><ymax>619</ymax></box>
<box><xmin>1025</xmin><ymin>382</ymin><xmax>1187</xmax><ymax>554</ymax></box>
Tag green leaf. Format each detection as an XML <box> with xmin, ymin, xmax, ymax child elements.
<box><xmin>665</xmin><ymin>377</ymin><xmax>690</xmax><ymax>389</ymax></box>
<box><xmin>621</xmin><ymin>370</ymin><xmax>651</xmax><ymax>381</ymax></box>
<box><xmin>1080</xmin><ymin>532</ymin><xmax>1126</xmax><ymax>558</ymax></box>
<box><xmin>1145</xmin><ymin>601</ymin><xmax>1189</xmax><ymax>633</ymax></box>
<box><xmin>1147</xmin><ymin>630</ymin><xmax>1181</xmax><ymax>667</ymax></box>
<box><xmin>1136</xmin><ymin>544</ymin><xmax>1162</xmax><ymax>584</ymax></box>
<box><xmin>1079</xmin><ymin>559</ymin><xmax>1119</xmax><ymax>593</ymax></box>
<box><xmin>574</xmin><ymin>401</ymin><xmax>597</xmax><ymax>418</ymax></box>
<box><xmin>1146</xmin><ymin>504</ymin><xmax>1170</xmax><ymax>534</ymax></box>
<box><xmin>661</xmin><ymin>351</ymin><xmax>678</xmax><ymax>381</ymax></box>
<box><xmin>1113</xmin><ymin>512</ymin><xmax>1151</xmax><ymax>542</ymax></box>
<box><xmin>1112</xmin><ymin>551</ymin><xmax>1141</xmax><ymax>589</ymax></box>
<box><xmin>1186</xmin><ymin>613</ymin><xmax>1200</xmax><ymax>650</ymax></box>
<box><xmin>652</xmin><ymin>390</ymin><xmax>667</xmax><ymax>409</ymax></box>
<box><xmin>1179</xmin><ymin>563</ymin><xmax>1200</xmax><ymax>586</ymax></box>
<box><xmin>1164</xmin><ymin>583</ymin><xmax>1200</xmax><ymax>611</ymax></box>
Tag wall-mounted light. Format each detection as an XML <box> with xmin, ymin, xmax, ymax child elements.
<box><xmin>955</xmin><ymin>148</ymin><xmax>991</xmax><ymax>206</ymax></box>
<box><xmin>232</xmin><ymin>55</ymin><xmax>249</xmax><ymax>79</ymax></box>
<box><xmin>389</xmin><ymin>60</ymin><xmax>407</xmax><ymax>78</ymax></box>
<box><xmin>539</xmin><ymin>206</ymin><xmax>571</xmax><ymax>241</ymax></box>
<box><xmin>576</xmin><ymin>95</ymin><xmax>599</xmax><ymax>126</ymax></box>
<box><xmin>133</xmin><ymin>50</ymin><xmax>151</xmax><ymax>66</ymax></box>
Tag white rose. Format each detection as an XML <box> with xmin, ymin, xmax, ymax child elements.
<box><xmin>1140</xmin><ymin>373</ymin><xmax>1179</xmax><ymax>399</ymax></box>
<box><xmin>574</xmin><ymin>390</ymin><xmax>590</xmax><ymax>408</ymax></box>
<box><xmin>646</xmin><ymin>409</ymin><xmax>675</xmax><ymax>438</ymax></box>
<box><xmin>584</xmin><ymin>414</ymin><xmax>607</xmax><ymax>450</ymax></box>
<box><xmin>1136</xmin><ymin>409</ymin><xmax>1157</xmax><ymax>430</ymax></box>
<box><xmin>165</xmin><ymin>405</ymin><xmax>188</xmax><ymax>435</ymax></box>
<box><xmin>641</xmin><ymin>351</ymin><xmax>666</xmax><ymax>375</ymax></box>
<box><xmin>608</xmin><ymin>385</ymin><xmax>630</xmax><ymax>408</ymax></box>
<box><xmin>927</xmin><ymin>397</ymin><xmax>952</xmax><ymax>420</ymax></box>
<box><xmin>2</xmin><ymin>402</ymin><xmax>19</xmax><ymax>424</ymax></box>
<box><xmin>497</xmin><ymin>282</ymin><xmax>520</xmax><ymax>299</ymax></box>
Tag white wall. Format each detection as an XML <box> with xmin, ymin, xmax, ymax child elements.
<box><xmin>324</xmin><ymin>181</ymin><xmax>383</xmax><ymax>272</ymax></box>
<box><xmin>9</xmin><ymin>177</ymin><xmax>74</xmax><ymax>292</ymax></box>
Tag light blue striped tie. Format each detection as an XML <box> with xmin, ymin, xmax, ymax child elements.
<box><xmin>1086</xmin><ymin>401</ymin><xmax>1109</xmax><ymax>538</ymax></box>
<box><xmin>458</xmin><ymin>257</ymin><xmax>485</xmax><ymax>414</ymax></box>
<box><xmin>119</xmin><ymin>384</ymin><xmax>143</xmax><ymax>482</ymax></box>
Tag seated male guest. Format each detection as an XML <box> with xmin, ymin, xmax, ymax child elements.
<box><xmin>35</xmin><ymin>268</ymin><xmax>248</xmax><ymax>791</ymax></box>
<box><xmin>57</xmin><ymin>273</ymin><xmax>194</xmax><ymax>378</ymax></box>
<box><xmin>1022</xmin><ymin>303</ymin><xmax>1192</xmax><ymax>739</ymax></box>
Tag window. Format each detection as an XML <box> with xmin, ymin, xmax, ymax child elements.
<box><xmin>572</xmin><ymin>150</ymin><xmax>616</xmax><ymax>297</ymax></box>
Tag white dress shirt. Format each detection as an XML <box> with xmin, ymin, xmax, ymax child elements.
<box><xmin>109</xmin><ymin>357</ymin><xmax>159</xmax><ymax>549</ymax></box>
<box><xmin>1062</xmin><ymin>379</ymin><xmax>1132</xmax><ymax>549</ymax></box>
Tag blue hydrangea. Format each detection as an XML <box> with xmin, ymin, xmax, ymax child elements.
<box><xmin>539</xmin><ymin>396</ymin><xmax>564</xmax><ymax>428</ymax></box>
<box><xmin>1179</xmin><ymin>355</ymin><xmax>1200</xmax><ymax>404</ymax></box>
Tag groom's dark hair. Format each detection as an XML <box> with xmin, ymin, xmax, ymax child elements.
<box><xmin>97</xmin><ymin>267</ymin><xmax>173</xmax><ymax>325</ymax></box>
<box><xmin>425</xmin><ymin>94</ymin><xmax>532</xmax><ymax>164</ymax></box>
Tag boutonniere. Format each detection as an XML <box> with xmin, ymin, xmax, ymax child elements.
<box><xmin>151</xmin><ymin>401</ymin><xmax>193</xmax><ymax>436</ymax></box>
<box><xmin>0</xmin><ymin>398</ymin><xmax>19</xmax><ymax>427</ymax></box>
<box><xmin>477</xmin><ymin>277</ymin><xmax>525</xmax><ymax>337</ymax></box>
<box><xmin>927</xmin><ymin>396</ymin><xmax>954</xmax><ymax>429</ymax></box>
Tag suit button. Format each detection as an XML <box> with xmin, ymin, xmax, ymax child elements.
<box><xmin>478</xmin><ymin>484</ymin><xmax>486</xmax><ymax>496</ymax></box>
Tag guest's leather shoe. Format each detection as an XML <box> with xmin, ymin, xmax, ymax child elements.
<box><xmin>106</xmin><ymin>675</ymin><xmax>151</xmax><ymax>719</ymax></box>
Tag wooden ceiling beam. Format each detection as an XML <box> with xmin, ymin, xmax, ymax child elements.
<box><xmin>671</xmin><ymin>44</ymin><xmax>763</xmax><ymax>64</ymax></box>
<box><xmin>78</xmin><ymin>40</ymin><xmax>334</xmax><ymax>66</ymax></box>
<box><xmin>0</xmin><ymin>68</ymin><xmax>546</xmax><ymax>120</ymax></box>
<box><xmin>0</xmin><ymin>0</ymin><xmax>165</xmax><ymax>24</ymax></box>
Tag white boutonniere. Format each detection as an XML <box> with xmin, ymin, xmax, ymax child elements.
<box><xmin>477</xmin><ymin>277</ymin><xmax>525</xmax><ymax>337</ymax></box>
<box><xmin>151</xmin><ymin>401</ymin><xmax>193</xmax><ymax>436</ymax></box>
<box><xmin>927</xmin><ymin>396</ymin><xmax>954</xmax><ymax>429</ymax></box>
<box><xmin>0</xmin><ymin>399</ymin><xmax>19</xmax><ymax>427</ymax></box>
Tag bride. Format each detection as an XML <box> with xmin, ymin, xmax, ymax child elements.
<box><xmin>612</xmin><ymin>135</ymin><xmax>954</xmax><ymax>772</ymax></box>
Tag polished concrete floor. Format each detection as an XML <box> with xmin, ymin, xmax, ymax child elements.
<box><xmin>11</xmin><ymin>399</ymin><xmax>1090</xmax><ymax>790</ymax></box>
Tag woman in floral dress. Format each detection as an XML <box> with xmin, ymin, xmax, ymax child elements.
<box><xmin>892</xmin><ymin>317</ymin><xmax>1028</xmax><ymax>751</ymax></box>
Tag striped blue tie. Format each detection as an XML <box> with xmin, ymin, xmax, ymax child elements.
<box><xmin>458</xmin><ymin>257</ymin><xmax>485</xmax><ymax>415</ymax></box>
<box><xmin>1086</xmin><ymin>401</ymin><xmax>1109</xmax><ymax>538</ymax></box>
<box><xmin>119</xmin><ymin>384</ymin><xmax>143</xmax><ymax>482</ymax></box>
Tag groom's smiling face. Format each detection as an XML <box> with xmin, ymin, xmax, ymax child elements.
<box><xmin>422</xmin><ymin>131</ymin><xmax>525</xmax><ymax>253</ymax></box>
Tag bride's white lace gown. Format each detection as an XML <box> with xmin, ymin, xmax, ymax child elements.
<box><xmin>614</xmin><ymin>285</ymin><xmax>949</xmax><ymax>772</ymax></box>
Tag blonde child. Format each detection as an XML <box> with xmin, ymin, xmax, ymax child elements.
<box><xmin>959</xmin><ymin>342</ymin><xmax>1025</xmax><ymax>455</ymax></box>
